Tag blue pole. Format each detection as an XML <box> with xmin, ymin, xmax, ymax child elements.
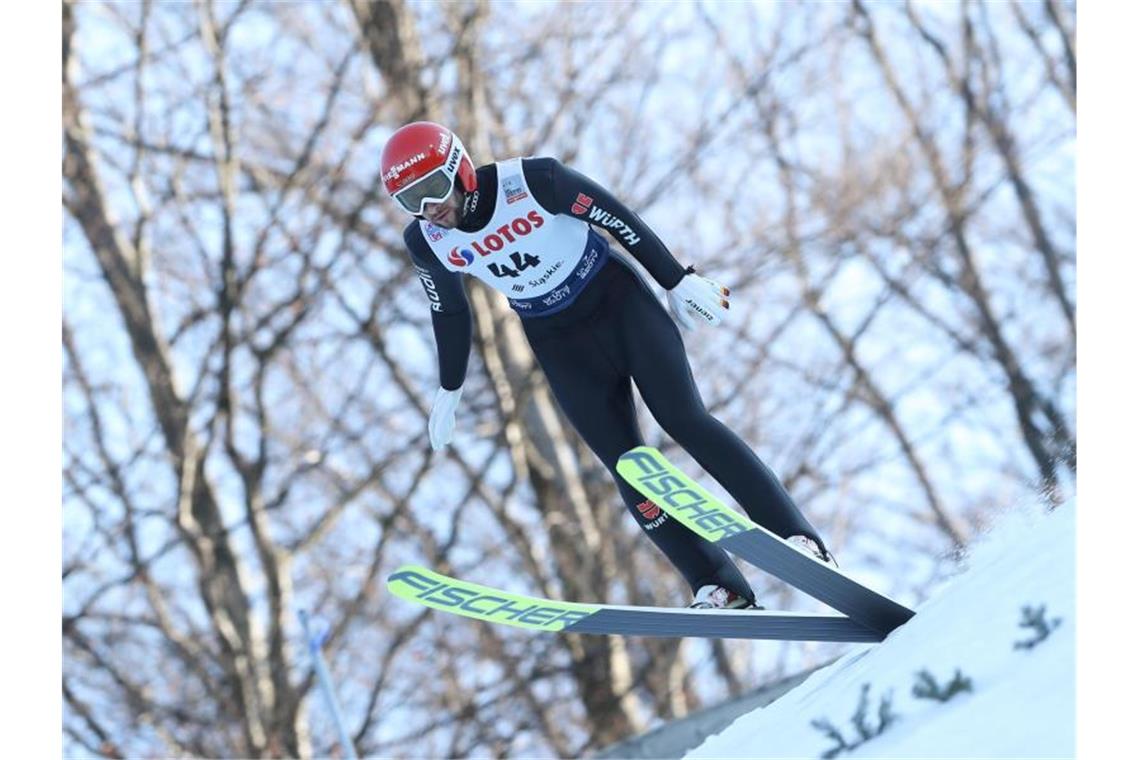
<box><xmin>299</xmin><ymin>610</ymin><xmax>358</xmax><ymax>760</ymax></box>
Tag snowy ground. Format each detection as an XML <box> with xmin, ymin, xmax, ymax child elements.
<box><xmin>687</xmin><ymin>501</ymin><xmax>1075</xmax><ymax>760</ymax></box>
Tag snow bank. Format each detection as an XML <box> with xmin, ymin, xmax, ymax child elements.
<box><xmin>688</xmin><ymin>501</ymin><xmax>1075</xmax><ymax>759</ymax></box>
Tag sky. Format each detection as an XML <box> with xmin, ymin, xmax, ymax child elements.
<box><xmin>11</xmin><ymin>1</ymin><xmax>1140</xmax><ymax>758</ymax></box>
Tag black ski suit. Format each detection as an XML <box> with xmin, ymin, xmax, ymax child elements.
<box><xmin>403</xmin><ymin>158</ymin><xmax>824</xmax><ymax>602</ymax></box>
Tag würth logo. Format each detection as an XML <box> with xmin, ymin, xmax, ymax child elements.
<box><xmin>571</xmin><ymin>193</ymin><xmax>593</xmax><ymax>215</ymax></box>
<box><xmin>636</xmin><ymin>499</ymin><xmax>661</xmax><ymax>520</ymax></box>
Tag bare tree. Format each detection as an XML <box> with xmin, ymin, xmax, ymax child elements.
<box><xmin>63</xmin><ymin>1</ymin><xmax>1075</xmax><ymax>757</ymax></box>
<box><xmin>849</xmin><ymin>0</ymin><xmax>1074</xmax><ymax>498</ymax></box>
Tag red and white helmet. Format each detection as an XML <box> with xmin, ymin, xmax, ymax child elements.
<box><xmin>381</xmin><ymin>121</ymin><xmax>477</xmax><ymax>215</ymax></box>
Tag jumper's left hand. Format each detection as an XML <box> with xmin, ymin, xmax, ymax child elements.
<box><xmin>667</xmin><ymin>272</ymin><xmax>730</xmax><ymax>330</ymax></box>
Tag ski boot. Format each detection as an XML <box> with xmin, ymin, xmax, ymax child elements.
<box><xmin>689</xmin><ymin>585</ymin><xmax>763</xmax><ymax>610</ymax></box>
<box><xmin>787</xmin><ymin>535</ymin><xmax>839</xmax><ymax>569</ymax></box>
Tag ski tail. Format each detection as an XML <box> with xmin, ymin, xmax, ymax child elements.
<box><xmin>616</xmin><ymin>446</ymin><xmax>915</xmax><ymax>636</ymax></box>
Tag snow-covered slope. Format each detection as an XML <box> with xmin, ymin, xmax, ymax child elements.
<box><xmin>688</xmin><ymin>502</ymin><xmax>1075</xmax><ymax>759</ymax></box>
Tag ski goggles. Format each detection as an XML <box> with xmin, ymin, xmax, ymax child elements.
<box><xmin>392</xmin><ymin>168</ymin><xmax>457</xmax><ymax>215</ymax></box>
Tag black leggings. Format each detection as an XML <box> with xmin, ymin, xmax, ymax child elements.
<box><xmin>522</xmin><ymin>257</ymin><xmax>823</xmax><ymax>600</ymax></box>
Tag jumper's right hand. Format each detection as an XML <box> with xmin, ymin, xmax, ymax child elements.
<box><xmin>428</xmin><ymin>385</ymin><xmax>463</xmax><ymax>451</ymax></box>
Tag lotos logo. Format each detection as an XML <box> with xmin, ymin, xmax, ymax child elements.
<box><xmin>448</xmin><ymin>247</ymin><xmax>476</xmax><ymax>267</ymax></box>
<box><xmin>571</xmin><ymin>193</ymin><xmax>593</xmax><ymax>215</ymax></box>
<box><xmin>459</xmin><ymin>211</ymin><xmax>546</xmax><ymax>257</ymax></box>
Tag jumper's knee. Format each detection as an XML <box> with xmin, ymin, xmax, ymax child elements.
<box><xmin>653</xmin><ymin>404</ymin><xmax>715</xmax><ymax>446</ymax></box>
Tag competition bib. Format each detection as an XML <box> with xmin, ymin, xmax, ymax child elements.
<box><xmin>420</xmin><ymin>158</ymin><xmax>608</xmax><ymax>317</ymax></box>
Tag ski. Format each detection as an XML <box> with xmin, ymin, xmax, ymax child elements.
<box><xmin>388</xmin><ymin>564</ymin><xmax>882</xmax><ymax>642</ymax></box>
<box><xmin>616</xmin><ymin>446</ymin><xmax>915</xmax><ymax>637</ymax></box>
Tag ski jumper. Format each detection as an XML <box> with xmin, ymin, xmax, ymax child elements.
<box><xmin>403</xmin><ymin>157</ymin><xmax>824</xmax><ymax>600</ymax></box>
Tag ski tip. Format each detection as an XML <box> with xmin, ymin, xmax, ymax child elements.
<box><xmin>386</xmin><ymin>564</ymin><xmax>433</xmax><ymax>587</ymax></box>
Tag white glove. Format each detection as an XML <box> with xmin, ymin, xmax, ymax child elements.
<box><xmin>667</xmin><ymin>271</ymin><xmax>730</xmax><ymax>330</ymax></box>
<box><xmin>428</xmin><ymin>386</ymin><xmax>463</xmax><ymax>451</ymax></box>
